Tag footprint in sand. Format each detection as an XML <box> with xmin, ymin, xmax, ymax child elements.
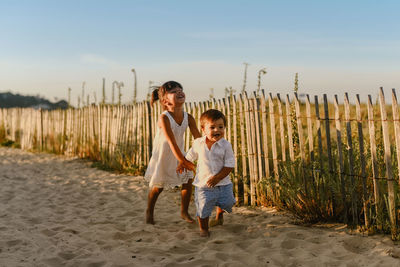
<box><xmin>51</xmin><ymin>226</ymin><xmax>65</xmax><ymax>231</ymax></box>
<box><xmin>63</xmin><ymin>228</ymin><xmax>79</xmax><ymax>235</ymax></box>
<box><xmin>263</xmin><ymin>230</ymin><xmax>280</xmax><ymax>238</ymax></box>
<box><xmin>42</xmin><ymin>257</ymin><xmax>65</xmax><ymax>267</ymax></box>
<box><xmin>306</xmin><ymin>236</ymin><xmax>323</xmax><ymax>244</ymax></box>
<box><xmin>113</xmin><ymin>223</ymin><xmax>126</xmax><ymax>232</ymax></box>
<box><xmin>235</xmin><ymin>239</ymin><xmax>252</xmax><ymax>250</ymax></box>
<box><xmin>41</xmin><ymin>229</ymin><xmax>57</xmax><ymax>237</ymax></box>
<box><xmin>286</xmin><ymin>231</ymin><xmax>306</xmax><ymax>240</ymax></box>
<box><xmin>226</xmin><ymin>223</ymin><xmax>247</xmax><ymax>234</ymax></box>
<box><xmin>117</xmin><ymin>194</ymin><xmax>132</xmax><ymax>202</ymax></box>
<box><xmin>6</xmin><ymin>239</ymin><xmax>22</xmax><ymax>247</ymax></box>
<box><xmin>82</xmin><ymin>260</ymin><xmax>107</xmax><ymax>267</ymax></box>
<box><xmin>57</xmin><ymin>251</ymin><xmax>77</xmax><ymax>260</ymax></box>
<box><xmin>175</xmin><ymin>232</ymin><xmax>186</xmax><ymax>240</ymax></box>
<box><xmin>281</xmin><ymin>239</ymin><xmax>299</xmax><ymax>249</ymax></box>
<box><xmin>112</xmin><ymin>231</ymin><xmax>136</xmax><ymax>241</ymax></box>
<box><xmin>120</xmin><ymin>210</ymin><xmax>138</xmax><ymax>217</ymax></box>
<box><xmin>214</xmin><ymin>252</ymin><xmax>230</xmax><ymax>261</ymax></box>
<box><xmin>342</xmin><ymin>237</ymin><xmax>376</xmax><ymax>254</ymax></box>
<box><xmin>159</xmin><ymin>232</ymin><xmax>178</xmax><ymax>242</ymax></box>
<box><xmin>167</xmin><ymin>245</ymin><xmax>193</xmax><ymax>255</ymax></box>
<box><xmin>27</xmin><ymin>217</ymin><xmax>42</xmax><ymax>225</ymax></box>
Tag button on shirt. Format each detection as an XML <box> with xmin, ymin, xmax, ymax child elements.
<box><xmin>185</xmin><ymin>136</ymin><xmax>235</xmax><ymax>188</ymax></box>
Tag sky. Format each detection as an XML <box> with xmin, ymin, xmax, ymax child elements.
<box><xmin>0</xmin><ymin>0</ymin><xmax>399</xmax><ymax>105</ymax></box>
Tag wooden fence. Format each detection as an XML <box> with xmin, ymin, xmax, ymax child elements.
<box><xmin>1</xmin><ymin>87</ymin><xmax>400</xmax><ymax>239</ymax></box>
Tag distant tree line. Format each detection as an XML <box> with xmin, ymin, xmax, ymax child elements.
<box><xmin>0</xmin><ymin>92</ymin><xmax>68</xmax><ymax>109</ymax></box>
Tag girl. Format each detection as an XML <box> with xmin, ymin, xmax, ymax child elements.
<box><xmin>145</xmin><ymin>81</ymin><xmax>201</xmax><ymax>224</ymax></box>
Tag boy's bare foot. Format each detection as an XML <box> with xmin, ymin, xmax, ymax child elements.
<box><xmin>200</xmin><ymin>230</ymin><xmax>210</xmax><ymax>237</ymax></box>
<box><xmin>146</xmin><ymin>210</ymin><xmax>155</xmax><ymax>224</ymax></box>
<box><xmin>209</xmin><ymin>218</ymin><xmax>224</xmax><ymax>227</ymax></box>
<box><xmin>181</xmin><ymin>212</ymin><xmax>194</xmax><ymax>223</ymax></box>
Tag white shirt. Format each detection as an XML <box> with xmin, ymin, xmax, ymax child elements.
<box><xmin>185</xmin><ymin>136</ymin><xmax>235</xmax><ymax>188</ymax></box>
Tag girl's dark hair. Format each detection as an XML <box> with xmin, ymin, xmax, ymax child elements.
<box><xmin>150</xmin><ymin>81</ymin><xmax>183</xmax><ymax>107</ymax></box>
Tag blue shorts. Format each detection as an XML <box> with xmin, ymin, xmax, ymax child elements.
<box><xmin>195</xmin><ymin>184</ymin><xmax>236</xmax><ymax>219</ymax></box>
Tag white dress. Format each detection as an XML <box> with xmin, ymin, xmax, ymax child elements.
<box><xmin>144</xmin><ymin>111</ymin><xmax>193</xmax><ymax>188</ymax></box>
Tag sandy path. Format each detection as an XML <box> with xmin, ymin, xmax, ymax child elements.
<box><xmin>0</xmin><ymin>147</ymin><xmax>399</xmax><ymax>267</ymax></box>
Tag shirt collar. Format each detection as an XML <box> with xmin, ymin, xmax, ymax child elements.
<box><xmin>199</xmin><ymin>135</ymin><xmax>225</xmax><ymax>146</ymax></box>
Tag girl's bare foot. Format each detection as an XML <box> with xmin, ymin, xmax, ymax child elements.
<box><xmin>200</xmin><ymin>229</ymin><xmax>210</xmax><ymax>237</ymax></box>
<box><xmin>181</xmin><ymin>212</ymin><xmax>194</xmax><ymax>223</ymax></box>
<box><xmin>146</xmin><ymin>210</ymin><xmax>155</xmax><ymax>224</ymax></box>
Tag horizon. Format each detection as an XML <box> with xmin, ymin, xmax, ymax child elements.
<box><xmin>1</xmin><ymin>0</ymin><xmax>399</xmax><ymax>105</ymax></box>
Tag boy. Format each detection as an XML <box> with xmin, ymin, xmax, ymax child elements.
<box><xmin>177</xmin><ymin>109</ymin><xmax>236</xmax><ymax>237</ymax></box>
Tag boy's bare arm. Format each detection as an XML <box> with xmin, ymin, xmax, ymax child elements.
<box><xmin>206</xmin><ymin>167</ymin><xmax>234</xmax><ymax>187</ymax></box>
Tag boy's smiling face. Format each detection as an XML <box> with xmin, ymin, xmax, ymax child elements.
<box><xmin>202</xmin><ymin>118</ymin><xmax>225</xmax><ymax>143</ymax></box>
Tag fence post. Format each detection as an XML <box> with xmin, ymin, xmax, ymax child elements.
<box><xmin>277</xmin><ymin>94</ymin><xmax>286</xmax><ymax>162</ymax></box>
<box><xmin>305</xmin><ymin>95</ymin><xmax>316</xmax><ymax>190</ymax></box>
<box><xmin>324</xmin><ymin>94</ymin><xmax>336</xmax><ymax>217</ymax></box>
<box><xmin>344</xmin><ymin>93</ymin><xmax>358</xmax><ymax>226</ymax></box>
<box><xmin>260</xmin><ymin>90</ymin><xmax>270</xmax><ymax>179</ymax></box>
<box><xmin>378</xmin><ymin>88</ymin><xmax>397</xmax><ymax>239</ymax></box>
<box><xmin>238</xmin><ymin>94</ymin><xmax>249</xmax><ymax>205</ymax></box>
<box><xmin>355</xmin><ymin>94</ymin><xmax>369</xmax><ymax>230</ymax></box>
<box><xmin>260</xmin><ymin>91</ymin><xmax>272</xmax><ymax>203</ymax></box>
<box><xmin>323</xmin><ymin>95</ymin><xmax>333</xmax><ymax>172</ymax></box>
<box><xmin>226</xmin><ymin>97</ymin><xmax>232</xmax><ymax>143</ymax></box>
<box><xmin>314</xmin><ymin>96</ymin><xmax>324</xmax><ymax>179</ymax></box>
<box><xmin>253</xmin><ymin>92</ymin><xmax>263</xmax><ymax>204</ymax></box>
<box><xmin>391</xmin><ymin>89</ymin><xmax>400</xmax><ymax>184</ymax></box>
<box><xmin>146</xmin><ymin>101</ymin><xmax>152</xmax><ymax>161</ymax></box>
<box><xmin>246</xmin><ymin>93</ymin><xmax>257</xmax><ymax>206</ymax></box>
<box><xmin>39</xmin><ymin>109</ymin><xmax>43</xmax><ymax>151</ymax></box>
<box><xmin>232</xmin><ymin>95</ymin><xmax>239</xmax><ymax>203</ymax></box>
<box><xmin>367</xmin><ymin>95</ymin><xmax>381</xmax><ymax>224</ymax></box>
<box><xmin>334</xmin><ymin>95</ymin><xmax>348</xmax><ymax>224</ymax></box>
<box><xmin>269</xmin><ymin>93</ymin><xmax>280</xmax><ymax>198</ymax></box>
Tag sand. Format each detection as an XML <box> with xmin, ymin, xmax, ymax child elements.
<box><xmin>1</xmin><ymin>147</ymin><xmax>400</xmax><ymax>267</ymax></box>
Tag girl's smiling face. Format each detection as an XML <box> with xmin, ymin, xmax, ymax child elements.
<box><xmin>163</xmin><ymin>87</ymin><xmax>185</xmax><ymax>107</ymax></box>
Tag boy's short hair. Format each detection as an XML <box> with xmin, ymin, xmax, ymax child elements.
<box><xmin>200</xmin><ymin>109</ymin><xmax>226</xmax><ymax>128</ymax></box>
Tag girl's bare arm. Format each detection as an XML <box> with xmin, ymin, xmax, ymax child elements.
<box><xmin>188</xmin><ymin>114</ymin><xmax>201</xmax><ymax>139</ymax></box>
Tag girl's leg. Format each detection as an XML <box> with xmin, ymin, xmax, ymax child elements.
<box><xmin>146</xmin><ymin>186</ymin><xmax>163</xmax><ymax>224</ymax></box>
<box><xmin>198</xmin><ymin>216</ymin><xmax>210</xmax><ymax>237</ymax></box>
<box><xmin>181</xmin><ymin>179</ymin><xmax>194</xmax><ymax>223</ymax></box>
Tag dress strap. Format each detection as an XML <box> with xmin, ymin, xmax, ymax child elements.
<box><xmin>163</xmin><ymin>111</ymin><xmax>186</xmax><ymax>127</ymax></box>
<box><xmin>183</xmin><ymin>111</ymin><xmax>188</xmax><ymax>123</ymax></box>
<box><xmin>163</xmin><ymin>111</ymin><xmax>174</xmax><ymax>125</ymax></box>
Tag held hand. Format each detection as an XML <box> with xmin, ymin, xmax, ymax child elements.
<box><xmin>182</xmin><ymin>159</ymin><xmax>196</xmax><ymax>172</ymax></box>
<box><xmin>206</xmin><ymin>176</ymin><xmax>220</xmax><ymax>188</ymax></box>
<box><xmin>176</xmin><ymin>162</ymin><xmax>185</xmax><ymax>174</ymax></box>
<box><xmin>176</xmin><ymin>159</ymin><xmax>196</xmax><ymax>175</ymax></box>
